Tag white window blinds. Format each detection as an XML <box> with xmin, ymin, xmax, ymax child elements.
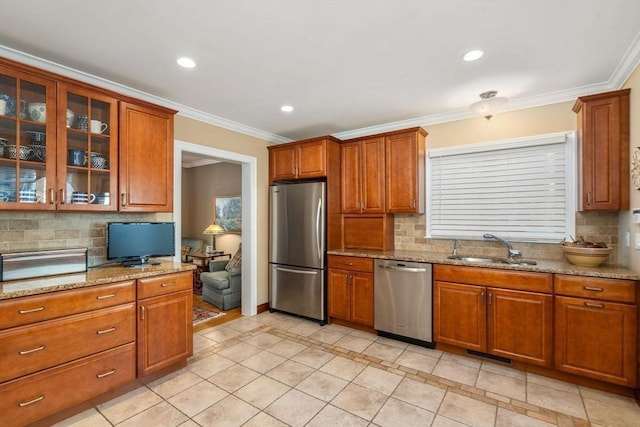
<box><xmin>427</xmin><ymin>132</ymin><xmax>576</xmax><ymax>242</ymax></box>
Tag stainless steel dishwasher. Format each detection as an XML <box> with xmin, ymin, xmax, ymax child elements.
<box><xmin>374</xmin><ymin>259</ymin><xmax>434</xmax><ymax>347</ymax></box>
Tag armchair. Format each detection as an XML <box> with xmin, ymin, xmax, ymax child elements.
<box><xmin>201</xmin><ymin>247</ymin><xmax>241</xmax><ymax>310</ymax></box>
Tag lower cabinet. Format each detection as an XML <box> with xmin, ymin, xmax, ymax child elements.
<box><xmin>554</xmin><ymin>275</ymin><xmax>637</xmax><ymax>387</ymax></box>
<box><xmin>433</xmin><ymin>265</ymin><xmax>553</xmax><ymax>367</ymax></box>
<box><xmin>328</xmin><ymin>256</ymin><xmax>374</xmax><ymax>327</ymax></box>
<box><xmin>136</xmin><ymin>272</ymin><xmax>193</xmax><ymax>376</ymax></box>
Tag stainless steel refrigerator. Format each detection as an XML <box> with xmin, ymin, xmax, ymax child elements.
<box><xmin>269</xmin><ymin>181</ymin><xmax>326</xmax><ymax>324</ymax></box>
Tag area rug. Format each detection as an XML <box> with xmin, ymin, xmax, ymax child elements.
<box><xmin>193</xmin><ymin>306</ymin><xmax>225</xmax><ymax>325</ymax></box>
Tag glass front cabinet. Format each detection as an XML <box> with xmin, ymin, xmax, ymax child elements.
<box><xmin>0</xmin><ymin>63</ymin><xmax>117</xmax><ymax>211</ymax></box>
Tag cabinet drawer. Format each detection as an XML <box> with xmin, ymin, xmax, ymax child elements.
<box><xmin>0</xmin><ymin>343</ymin><xmax>135</xmax><ymax>427</ymax></box>
<box><xmin>555</xmin><ymin>275</ymin><xmax>636</xmax><ymax>303</ymax></box>
<box><xmin>0</xmin><ymin>280</ymin><xmax>135</xmax><ymax>330</ymax></box>
<box><xmin>137</xmin><ymin>271</ymin><xmax>192</xmax><ymax>299</ymax></box>
<box><xmin>328</xmin><ymin>255</ymin><xmax>373</xmax><ymax>272</ymax></box>
<box><xmin>434</xmin><ymin>264</ymin><xmax>553</xmax><ymax>293</ymax></box>
<box><xmin>0</xmin><ymin>303</ymin><xmax>135</xmax><ymax>383</ymax></box>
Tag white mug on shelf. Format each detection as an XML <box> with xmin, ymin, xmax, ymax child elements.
<box><xmin>0</xmin><ymin>99</ymin><xmax>6</xmax><ymax>115</ymax></box>
<box><xmin>90</xmin><ymin>120</ymin><xmax>108</xmax><ymax>134</ymax></box>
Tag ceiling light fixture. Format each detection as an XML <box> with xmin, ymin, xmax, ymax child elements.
<box><xmin>280</xmin><ymin>105</ymin><xmax>294</xmax><ymax>112</ymax></box>
<box><xmin>177</xmin><ymin>57</ymin><xmax>196</xmax><ymax>68</ymax></box>
<box><xmin>469</xmin><ymin>90</ymin><xmax>508</xmax><ymax>120</ymax></box>
<box><xmin>463</xmin><ymin>50</ymin><xmax>484</xmax><ymax>62</ymax></box>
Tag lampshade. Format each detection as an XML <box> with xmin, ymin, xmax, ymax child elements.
<box><xmin>203</xmin><ymin>223</ymin><xmax>225</xmax><ymax>235</ymax></box>
<box><xmin>469</xmin><ymin>90</ymin><xmax>508</xmax><ymax>120</ymax></box>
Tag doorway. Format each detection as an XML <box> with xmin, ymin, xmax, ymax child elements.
<box><xmin>173</xmin><ymin>140</ymin><xmax>257</xmax><ymax>316</ymax></box>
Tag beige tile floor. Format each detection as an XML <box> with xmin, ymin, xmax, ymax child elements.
<box><xmin>55</xmin><ymin>311</ymin><xmax>640</xmax><ymax>427</ymax></box>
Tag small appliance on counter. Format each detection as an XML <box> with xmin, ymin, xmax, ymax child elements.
<box><xmin>0</xmin><ymin>247</ymin><xmax>88</xmax><ymax>281</ymax></box>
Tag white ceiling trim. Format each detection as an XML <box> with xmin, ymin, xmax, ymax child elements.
<box><xmin>0</xmin><ymin>44</ymin><xmax>291</xmax><ymax>145</ymax></box>
<box><xmin>610</xmin><ymin>30</ymin><xmax>640</xmax><ymax>88</ymax></box>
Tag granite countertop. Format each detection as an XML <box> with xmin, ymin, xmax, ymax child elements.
<box><xmin>0</xmin><ymin>262</ymin><xmax>197</xmax><ymax>301</ymax></box>
<box><xmin>328</xmin><ymin>249</ymin><xmax>639</xmax><ymax>281</ymax></box>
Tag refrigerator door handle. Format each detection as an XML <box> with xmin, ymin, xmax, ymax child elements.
<box><xmin>316</xmin><ymin>197</ymin><xmax>322</xmax><ymax>261</ymax></box>
<box><xmin>275</xmin><ymin>267</ymin><xmax>319</xmax><ymax>275</ymax></box>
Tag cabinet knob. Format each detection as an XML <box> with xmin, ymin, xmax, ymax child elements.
<box><xmin>121</xmin><ymin>193</ymin><xmax>127</xmax><ymax>206</ymax></box>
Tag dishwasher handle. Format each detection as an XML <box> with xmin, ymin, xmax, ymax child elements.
<box><xmin>377</xmin><ymin>264</ymin><xmax>428</xmax><ymax>273</ymax></box>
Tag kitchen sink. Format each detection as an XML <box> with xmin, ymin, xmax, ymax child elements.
<box><xmin>447</xmin><ymin>255</ymin><xmax>537</xmax><ymax>266</ymax></box>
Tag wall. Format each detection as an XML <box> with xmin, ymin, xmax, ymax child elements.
<box><xmin>394</xmin><ymin>100</ymin><xmax>623</xmax><ymax>265</ymax></box>
<box><xmin>174</xmin><ymin>116</ymin><xmax>272</xmax><ymax>304</ymax></box>
<box><xmin>620</xmin><ymin>63</ymin><xmax>640</xmax><ymax>271</ymax></box>
<box><xmin>182</xmin><ymin>162</ymin><xmax>242</xmax><ymax>256</ymax></box>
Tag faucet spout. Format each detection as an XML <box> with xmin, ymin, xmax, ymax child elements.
<box><xmin>483</xmin><ymin>233</ymin><xmax>521</xmax><ymax>259</ymax></box>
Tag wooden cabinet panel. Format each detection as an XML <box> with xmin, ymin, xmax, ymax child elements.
<box><xmin>341</xmin><ymin>137</ymin><xmax>385</xmax><ymax>213</ymax></box>
<box><xmin>0</xmin><ymin>343</ymin><xmax>135</xmax><ymax>427</ymax></box>
<box><xmin>269</xmin><ymin>145</ymin><xmax>297</xmax><ymax>181</ymax></box>
<box><xmin>297</xmin><ymin>140</ymin><xmax>326</xmax><ymax>179</ymax></box>
<box><xmin>0</xmin><ymin>280</ymin><xmax>135</xmax><ymax>329</ymax></box>
<box><xmin>350</xmin><ymin>272</ymin><xmax>374</xmax><ymax>326</ymax></box>
<box><xmin>328</xmin><ymin>255</ymin><xmax>374</xmax><ymax>327</ymax></box>
<box><xmin>328</xmin><ymin>269</ymin><xmax>350</xmax><ymax>320</ymax></box>
<box><xmin>119</xmin><ymin>101</ymin><xmax>174</xmax><ymax>212</ymax></box>
<box><xmin>487</xmin><ymin>288</ymin><xmax>552</xmax><ymax>366</ymax></box>
<box><xmin>137</xmin><ymin>289</ymin><xmax>193</xmax><ymax>376</ymax></box>
<box><xmin>555</xmin><ymin>295</ymin><xmax>636</xmax><ymax>386</ymax></box>
<box><xmin>433</xmin><ymin>264</ymin><xmax>552</xmax><ymax>293</ymax></box>
<box><xmin>342</xmin><ymin>214</ymin><xmax>394</xmax><ymax>251</ymax></box>
<box><xmin>573</xmin><ymin>89</ymin><xmax>630</xmax><ymax>210</ymax></box>
<box><xmin>434</xmin><ymin>281</ymin><xmax>486</xmax><ymax>351</ymax></box>
<box><xmin>268</xmin><ymin>136</ymin><xmax>338</xmax><ymax>183</ymax></box>
<box><xmin>555</xmin><ymin>274</ymin><xmax>636</xmax><ymax>303</ymax></box>
<box><xmin>137</xmin><ymin>271</ymin><xmax>193</xmax><ymax>299</ymax></box>
<box><xmin>0</xmin><ymin>303</ymin><xmax>136</xmax><ymax>383</ymax></box>
<box><xmin>385</xmin><ymin>128</ymin><xmax>426</xmax><ymax>213</ymax></box>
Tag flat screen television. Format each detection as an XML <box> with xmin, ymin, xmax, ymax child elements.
<box><xmin>107</xmin><ymin>222</ymin><xmax>175</xmax><ymax>267</ymax></box>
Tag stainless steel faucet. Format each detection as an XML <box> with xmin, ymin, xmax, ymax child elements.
<box><xmin>483</xmin><ymin>233</ymin><xmax>521</xmax><ymax>259</ymax></box>
<box><xmin>452</xmin><ymin>240</ymin><xmax>462</xmax><ymax>256</ymax></box>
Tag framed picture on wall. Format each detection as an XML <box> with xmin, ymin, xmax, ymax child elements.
<box><xmin>214</xmin><ymin>195</ymin><xmax>241</xmax><ymax>233</ymax></box>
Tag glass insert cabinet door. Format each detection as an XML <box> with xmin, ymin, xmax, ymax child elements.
<box><xmin>58</xmin><ymin>84</ymin><xmax>118</xmax><ymax>211</ymax></box>
<box><xmin>0</xmin><ymin>65</ymin><xmax>56</xmax><ymax>208</ymax></box>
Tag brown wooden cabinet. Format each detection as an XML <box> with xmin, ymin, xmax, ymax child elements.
<box><xmin>554</xmin><ymin>275</ymin><xmax>637</xmax><ymax>387</ymax></box>
<box><xmin>573</xmin><ymin>89</ymin><xmax>630</xmax><ymax>211</ymax></box>
<box><xmin>434</xmin><ymin>265</ymin><xmax>553</xmax><ymax>367</ymax></box>
<box><xmin>328</xmin><ymin>255</ymin><xmax>374</xmax><ymax>327</ymax></box>
<box><xmin>385</xmin><ymin>127</ymin><xmax>426</xmax><ymax>213</ymax></box>
<box><xmin>136</xmin><ymin>271</ymin><xmax>193</xmax><ymax>376</ymax></box>
<box><xmin>341</xmin><ymin>136</ymin><xmax>385</xmax><ymax>213</ymax></box>
<box><xmin>119</xmin><ymin>101</ymin><xmax>175</xmax><ymax>212</ymax></box>
<box><xmin>0</xmin><ymin>280</ymin><xmax>136</xmax><ymax>427</ymax></box>
<box><xmin>268</xmin><ymin>136</ymin><xmax>341</xmax><ymax>183</ymax></box>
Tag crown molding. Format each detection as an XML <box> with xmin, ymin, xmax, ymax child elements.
<box><xmin>0</xmin><ymin>45</ymin><xmax>291</xmax><ymax>145</ymax></box>
<box><xmin>610</xmin><ymin>30</ymin><xmax>640</xmax><ymax>88</ymax></box>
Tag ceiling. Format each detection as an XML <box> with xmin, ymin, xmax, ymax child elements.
<box><xmin>1</xmin><ymin>0</ymin><xmax>640</xmax><ymax>145</ymax></box>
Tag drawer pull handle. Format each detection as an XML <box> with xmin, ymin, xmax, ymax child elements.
<box><xmin>19</xmin><ymin>395</ymin><xmax>44</xmax><ymax>407</ymax></box>
<box><xmin>584</xmin><ymin>302</ymin><xmax>605</xmax><ymax>309</ymax></box>
<box><xmin>97</xmin><ymin>327</ymin><xmax>117</xmax><ymax>335</ymax></box>
<box><xmin>19</xmin><ymin>306</ymin><xmax>45</xmax><ymax>314</ymax></box>
<box><xmin>96</xmin><ymin>369</ymin><xmax>116</xmax><ymax>378</ymax></box>
<box><xmin>583</xmin><ymin>286</ymin><xmax>604</xmax><ymax>292</ymax></box>
<box><xmin>161</xmin><ymin>282</ymin><xmax>176</xmax><ymax>288</ymax></box>
<box><xmin>345</xmin><ymin>262</ymin><xmax>353</xmax><ymax>266</ymax></box>
<box><xmin>97</xmin><ymin>293</ymin><xmax>117</xmax><ymax>300</ymax></box>
<box><xmin>19</xmin><ymin>345</ymin><xmax>45</xmax><ymax>355</ymax></box>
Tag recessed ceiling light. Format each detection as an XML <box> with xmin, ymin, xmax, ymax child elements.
<box><xmin>281</xmin><ymin>105</ymin><xmax>294</xmax><ymax>112</ymax></box>
<box><xmin>177</xmin><ymin>57</ymin><xmax>196</xmax><ymax>68</ymax></box>
<box><xmin>463</xmin><ymin>50</ymin><xmax>484</xmax><ymax>62</ymax></box>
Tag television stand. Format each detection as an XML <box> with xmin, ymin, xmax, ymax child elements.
<box><xmin>123</xmin><ymin>258</ymin><xmax>160</xmax><ymax>267</ymax></box>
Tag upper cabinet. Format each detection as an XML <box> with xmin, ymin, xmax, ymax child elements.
<box><xmin>0</xmin><ymin>62</ymin><xmax>56</xmax><ymax>209</ymax></box>
<box><xmin>341</xmin><ymin>136</ymin><xmax>385</xmax><ymax>214</ymax></box>
<box><xmin>385</xmin><ymin>127</ymin><xmax>426</xmax><ymax>213</ymax></box>
<box><xmin>268</xmin><ymin>136</ymin><xmax>341</xmax><ymax>184</ymax></box>
<box><xmin>573</xmin><ymin>89</ymin><xmax>630</xmax><ymax>211</ymax></box>
<box><xmin>0</xmin><ymin>58</ymin><xmax>175</xmax><ymax>212</ymax></box>
<box><xmin>57</xmin><ymin>83</ymin><xmax>118</xmax><ymax>211</ymax></box>
<box><xmin>119</xmin><ymin>101</ymin><xmax>174</xmax><ymax>212</ymax></box>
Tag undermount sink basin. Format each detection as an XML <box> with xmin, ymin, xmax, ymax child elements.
<box><xmin>447</xmin><ymin>255</ymin><xmax>537</xmax><ymax>266</ymax></box>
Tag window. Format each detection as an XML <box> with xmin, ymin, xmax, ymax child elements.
<box><xmin>427</xmin><ymin>132</ymin><xmax>576</xmax><ymax>243</ymax></box>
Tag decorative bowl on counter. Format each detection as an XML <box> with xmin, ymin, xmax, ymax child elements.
<box><xmin>561</xmin><ymin>244</ymin><xmax>611</xmax><ymax>267</ymax></box>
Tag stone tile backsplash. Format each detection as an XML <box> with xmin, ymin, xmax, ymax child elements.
<box><xmin>0</xmin><ymin>212</ymin><xmax>159</xmax><ymax>267</ymax></box>
<box><xmin>394</xmin><ymin>211</ymin><xmax>620</xmax><ymax>264</ymax></box>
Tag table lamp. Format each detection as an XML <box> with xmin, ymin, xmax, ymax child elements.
<box><xmin>202</xmin><ymin>223</ymin><xmax>225</xmax><ymax>253</ymax></box>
